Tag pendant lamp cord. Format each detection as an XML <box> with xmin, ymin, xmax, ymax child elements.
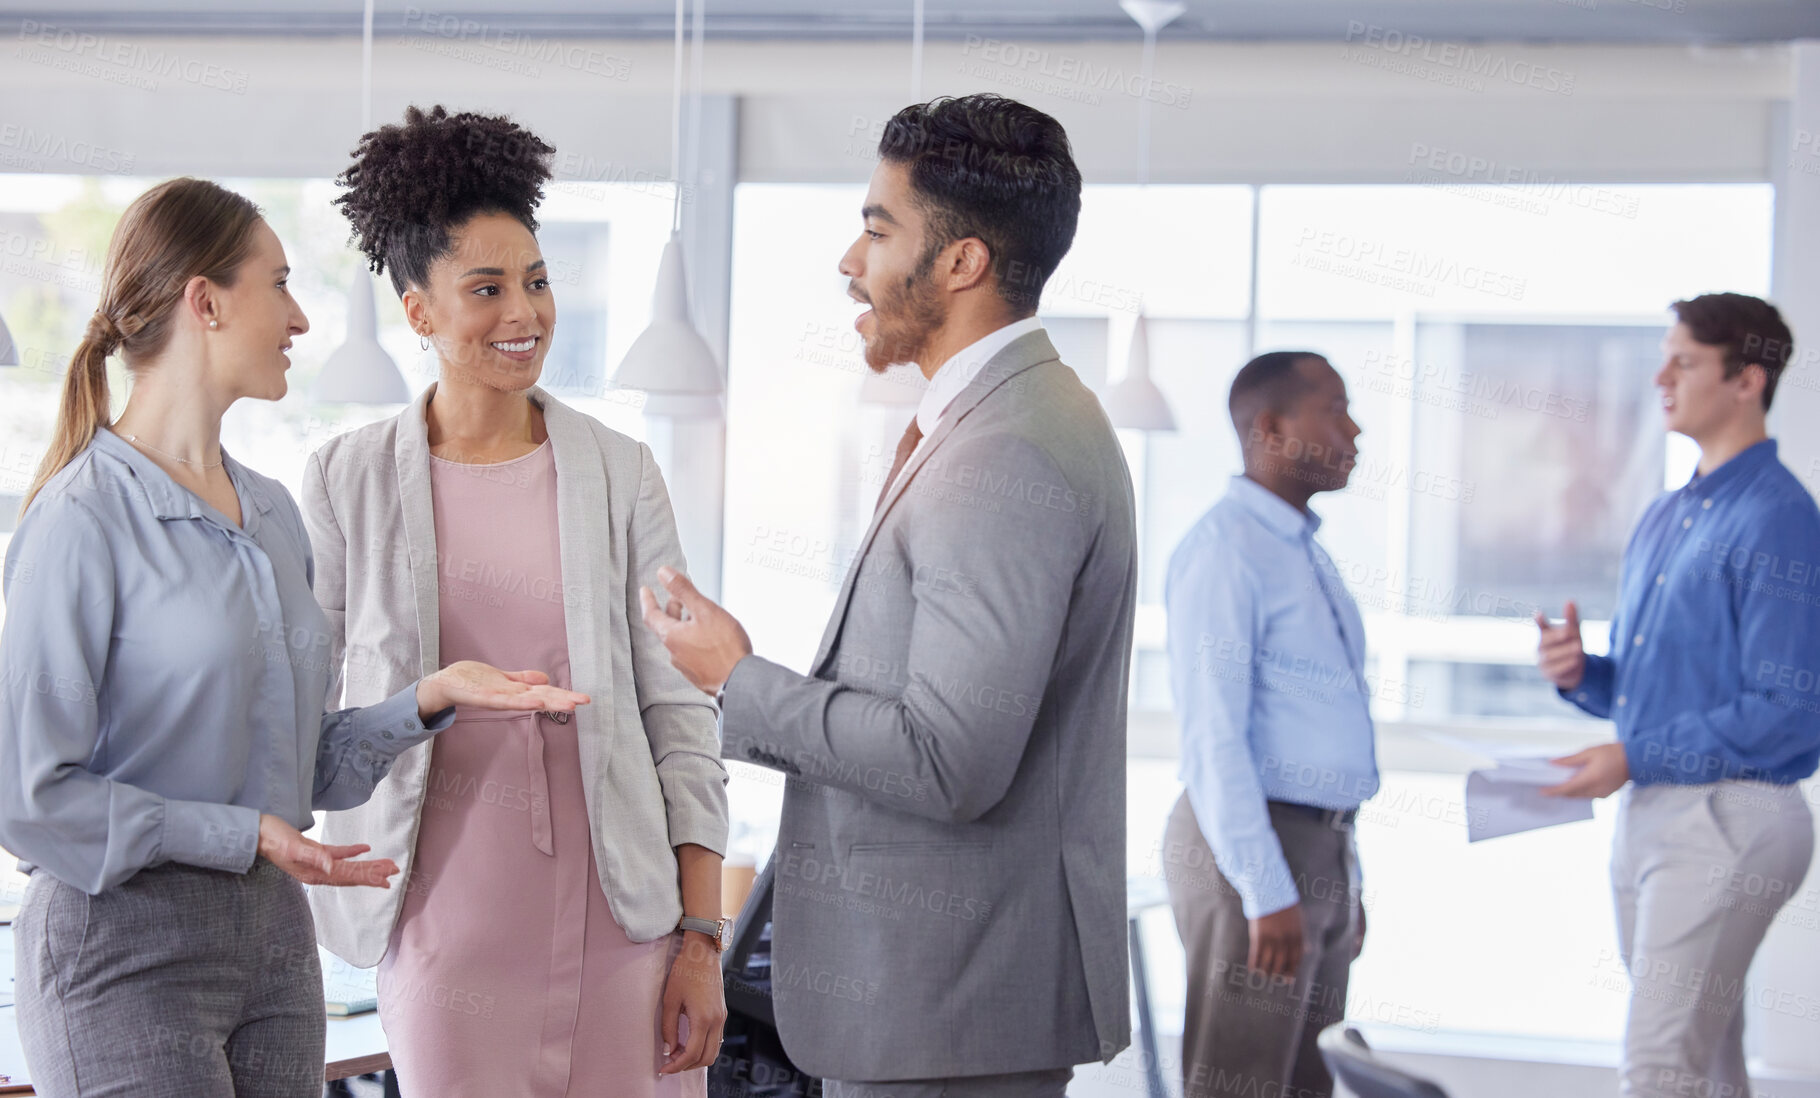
<box><xmin>910</xmin><ymin>0</ymin><xmax>925</xmax><ymax>100</ymax></box>
<box><xmin>1137</xmin><ymin>24</ymin><xmax>1156</xmax><ymax>188</ymax></box>
<box><xmin>671</xmin><ymin>0</ymin><xmax>686</xmax><ymax>233</ymax></box>
<box><xmin>686</xmin><ymin>0</ymin><xmax>706</xmax><ymax>229</ymax></box>
<box><xmin>361</xmin><ymin>0</ymin><xmax>375</xmax><ymax>133</ymax></box>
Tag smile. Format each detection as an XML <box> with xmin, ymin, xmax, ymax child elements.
<box><xmin>491</xmin><ymin>338</ymin><xmax>537</xmax><ymax>354</ymax></box>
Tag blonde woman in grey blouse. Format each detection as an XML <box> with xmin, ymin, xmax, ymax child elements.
<box><xmin>0</xmin><ymin>177</ymin><xmax>587</xmax><ymax>1098</ymax></box>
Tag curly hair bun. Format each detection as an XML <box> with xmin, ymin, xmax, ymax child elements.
<box><xmin>335</xmin><ymin>104</ymin><xmax>556</xmax><ymax>294</ymax></box>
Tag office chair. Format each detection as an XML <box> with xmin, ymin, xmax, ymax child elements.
<box><xmin>709</xmin><ymin>857</ymin><xmax>821</xmax><ymax>1097</ymax></box>
<box><xmin>1317</xmin><ymin>1024</ymin><xmax>1451</xmax><ymax>1098</ymax></box>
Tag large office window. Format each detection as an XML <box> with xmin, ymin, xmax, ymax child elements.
<box><xmin>723</xmin><ymin>179</ymin><xmax>1775</xmax><ymax>1044</ymax></box>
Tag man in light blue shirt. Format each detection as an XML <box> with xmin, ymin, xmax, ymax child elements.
<box><xmin>1163</xmin><ymin>351</ymin><xmax>1379</xmax><ymax>1098</ymax></box>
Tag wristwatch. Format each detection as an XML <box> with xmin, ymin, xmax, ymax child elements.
<box><xmin>678</xmin><ymin>915</ymin><xmax>732</xmax><ymax>952</ymax></box>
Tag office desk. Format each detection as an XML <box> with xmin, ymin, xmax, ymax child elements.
<box><xmin>0</xmin><ymin>924</ymin><xmax>390</xmax><ymax>1094</ymax></box>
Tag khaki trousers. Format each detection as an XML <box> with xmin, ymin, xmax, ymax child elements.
<box><xmin>1163</xmin><ymin>793</ymin><xmax>1360</xmax><ymax>1098</ymax></box>
<box><xmin>1611</xmin><ymin>781</ymin><xmax>1814</xmax><ymax>1098</ymax></box>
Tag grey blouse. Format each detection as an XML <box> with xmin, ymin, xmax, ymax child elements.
<box><xmin>0</xmin><ymin>428</ymin><xmax>452</xmax><ymax>894</ymax></box>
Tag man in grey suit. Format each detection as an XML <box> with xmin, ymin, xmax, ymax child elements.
<box><xmin>641</xmin><ymin>95</ymin><xmax>1138</xmax><ymax>1097</ymax></box>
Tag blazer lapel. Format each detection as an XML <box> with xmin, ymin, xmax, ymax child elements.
<box><xmin>394</xmin><ymin>384</ymin><xmax>442</xmax><ymax>677</ymax></box>
<box><xmin>809</xmin><ymin>329</ymin><xmax>1061</xmax><ymax>676</ymax></box>
<box><xmin>532</xmin><ymin>387</ymin><xmax>615</xmax><ymax>786</ymax></box>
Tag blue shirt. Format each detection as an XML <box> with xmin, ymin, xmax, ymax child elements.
<box><xmin>0</xmin><ymin>429</ymin><xmax>452</xmax><ymax>894</ymax></box>
<box><xmin>1564</xmin><ymin>439</ymin><xmax>1820</xmax><ymax>786</ymax></box>
<box><xmin>1166</xmin><ymin>475</ymin><xmax>1380</xmax><ymax>917</ymax></box>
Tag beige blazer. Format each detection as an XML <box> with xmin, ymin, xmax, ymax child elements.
<box><xmin>303</xmin><ymin>383</ymin><xmax>727</xmax><ymax>968</ymax></box>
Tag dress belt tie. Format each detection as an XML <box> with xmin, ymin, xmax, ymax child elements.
<box><xmin>523</xmin><ymin>710</ymin><xmax>568</xmax><ymax>856</ymax></box>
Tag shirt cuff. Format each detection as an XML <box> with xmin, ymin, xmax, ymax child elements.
<box><xmin>1620</xmin><ymin>729</ymin><xmax>1693</xmax><ymax>786</ymax></box>
<box><xmin>357</xmin><ymin>682</ymin><xmax>455</xmax><ymax>761</ymax></box>
<box><xmin>1560</xmin><ymin>655</ymin><xmax>1615</xmax><ymax>716</ymax></box>
<box><xmin>1216</xmin><ymin>845</ymin><xmax>1301</xmax><ymax>919</ymax></box>
<box><xmin>159</xmin><ymin>799</ymin><xmax>260</xmax><ymax>873</ymax></box>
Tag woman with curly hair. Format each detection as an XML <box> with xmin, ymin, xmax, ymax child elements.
<box><xmin>305</xmin><ymin>105</ymin><xmax>728</xmax><ymax>1096</ymax></box>
<box><xmin>0</xmin><ymin>176</ymin><xmax>587</xmax><ymax>1098</ymax></box>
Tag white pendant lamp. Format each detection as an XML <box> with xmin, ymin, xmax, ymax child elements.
<box><xmin>316</xmin><ymin>0</ymin><xmax>410</xmax><ymax>405</ymax></box>
<box><xmin>616</xmin><ymin>233</ymin><xmax>723</xmax><ymax>414</ymax></box>
<box><xmin>858</xmin><ymin>0</ymin><xmax>930</xmax><ymax>408</ymax></box>
<box><xmin>1104</xmin><ymin>312</ymin><xmax>1175</xmax><ymax>431</ymax></box>
<box><xmin>1104</xmin><ymin>0</ymin><xmax>1182</xmax><ymax>432</ymax></box>
<box><xmin>0</xmin><ymin>308</ymin><xmax>18</xmax><ymax>366</ymax></box>
<box><xmin>611</xmin><ymin>0</ymin><xmax>723</xmax><ymax>417</ymax></box>
<box><xmin>317</xmin><ymin>269</ymin><xmax>409</xmax><ymax>403</ymax></box>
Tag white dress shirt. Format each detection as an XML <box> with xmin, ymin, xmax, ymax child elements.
<box><xmin>891</xmin><ymin>315</ymin><xmax>1044</xmax><ymax>494</ymax></box>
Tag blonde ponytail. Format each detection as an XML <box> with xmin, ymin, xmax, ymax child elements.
<box><xmin>20</xmin><ymin>314</ymin><xmax>126</xmax><ymax>514</ymax></box>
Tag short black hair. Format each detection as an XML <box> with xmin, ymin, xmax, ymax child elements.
<box><xmin>877</xmin><ymin>94</ymin><xmax>1082</xmax><ymax>314</ymax></box>
<box><xmin>335</xmin><ymin>104</ymin><xmax>555</xmax><ymax>295</ymax></box>
<box><xmin>1670</xmin><ymin>292</ymin><xmax>1795</xmax><ymax>411</ymax></box>
<box><xmin>1228</xmin><ymin>351</ymin><xmax>1329</xmax><ymax>440</ymax></box>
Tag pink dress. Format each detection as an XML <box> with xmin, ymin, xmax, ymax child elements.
<box><xmin>377</xmin><ymin>439</ymin><xmax>705</xmax><ymax>1098</ymax></box>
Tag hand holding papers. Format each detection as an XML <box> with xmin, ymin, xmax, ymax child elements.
<box><xmin>1427</xmin><ymin>732</ymin><xmax>1598</xmax><ymax>842</ymax></box>
<box><xmin>1464</xmin><ymin>757</ymin><xmax>1595</xmax><ymax>842</ymax></box>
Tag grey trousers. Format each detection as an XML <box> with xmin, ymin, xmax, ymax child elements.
<box><xmin>14</xmin><ymin>858</ymin><xmax>326</xmax><ymax>1098</ymax></box>
<box><xmin>823</xmin><ymin>1067</ymin><xmax>1073</xmax><ymax>1097</ymax></box>
<box><xmin>1163</xmin><ymin>793</ymin><xmax>1360</xmax><ymax>1098</ymax></box>
<box><xmin>1611</xmin><ymin>781</ymin><xmax>1814</xmax><ymax>1098</ymax></box>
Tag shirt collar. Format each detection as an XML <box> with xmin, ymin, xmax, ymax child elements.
<box><xmin>914</xmin><ymin>316</ymin><xmax>1045</xmax><ymax>439</ymax></box>
<box><xmin>1682</xmin><ymin>438</ymin><xmax>1777</xmax><ymax>500</ymax></box>
<box><xmin>90</xmin><ymin>427</ymin><xmax>272</xmax><ymax>530</ymax></box>
<box><xmin>1226</xmin><ymin>474</ymin><xmax>1321</xmax><ymax>541</ymax></box>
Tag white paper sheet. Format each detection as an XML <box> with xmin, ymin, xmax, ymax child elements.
<box><xmin>1463</xmin><ymin>758</ymin><xmax>1595</xmax><ymax>842</ymax></box>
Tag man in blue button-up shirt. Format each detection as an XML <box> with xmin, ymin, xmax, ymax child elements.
<box><xmin>1163</xmin><ymin>351</ymin><xmax>1379</xmax><ymax>1098</ymax></box>
<box><xmin>1538</xmin><ymin>293</ymin><xmax>1820</xmax><ymax>1098</ymax></box>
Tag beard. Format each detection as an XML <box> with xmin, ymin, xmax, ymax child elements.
<box><xmin>860</xmin><ymin>262</ymin><xmax>947</xmax><ymax>373</ymax></box>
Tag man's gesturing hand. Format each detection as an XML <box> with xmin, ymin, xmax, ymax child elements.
<box><xmin>639</xmin><ymin>566</ymin><xmax>754</xmax><ymax>695</ymax></box>
<box><xmin>1535</xmin><ymin>600</ymin><xmax>1586</xmax><ymax>691</ymax></box>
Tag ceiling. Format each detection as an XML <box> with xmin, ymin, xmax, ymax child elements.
<box><xmin>3</xmin><ymin>0</ymin><xmax>1818</xmax><ymax>42</ymax></box>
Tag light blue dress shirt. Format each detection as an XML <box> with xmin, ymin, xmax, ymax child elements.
<box><xmin>0</xmin><ymin>428</ymin><xmax>452</xmax><ymax>894</ymax></box>
<box><xmin>1166</xmin><ymin>475</ymin><xmax>1381</xmax><ymax>917</ymax></box>
<box><xmin>1563</xmin><ymin>439</ymin><xmax>1820</xmax><ymax>785</ymax></box>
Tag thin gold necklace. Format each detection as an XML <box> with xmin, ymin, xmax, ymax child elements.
<box><xmin>123</xmin><ymin>432</ymin><xmax>224</xmax><ymax>470</ymax></box>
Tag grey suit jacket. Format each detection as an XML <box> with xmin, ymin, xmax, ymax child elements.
<box><xmin>304</xmin><ymin>384</ymin><xmax>728</xmax><ymax>968</ymax></box>
<box><xmin>720</xmin><ymin>329</ymin><xmax>1138</xmax><ymax>1081</ymax></box>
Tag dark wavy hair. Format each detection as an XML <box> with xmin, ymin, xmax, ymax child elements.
<box><xmin>1670</xmin><ymin>292</ymin><xmax>1795</xmax><ymax>411</ymax></box>
<box><xmin>877</xmin><ymin>94</ymin><xmax>1082</xmax><ymax>314</ymax></box>
<box><xmin>335</xmin><ymin>104</ymin><xmax>555</xmax><ymax>295</ymax></box>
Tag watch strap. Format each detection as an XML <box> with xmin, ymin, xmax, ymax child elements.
<box><xmin>678</xmin><ymin>915</ymin><xmax>728</xmax><ymax>950</ymax></box>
